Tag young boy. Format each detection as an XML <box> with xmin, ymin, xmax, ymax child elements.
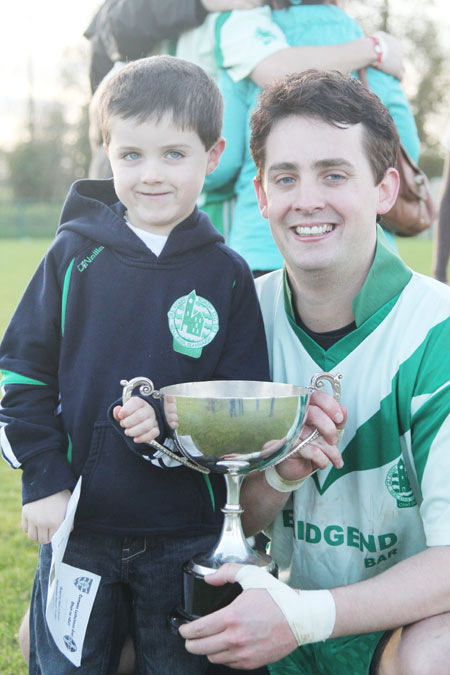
<box><xmin>0</xmin><ymin>55</ymin><xmax>270</xmax><ymax>674</ymax></box>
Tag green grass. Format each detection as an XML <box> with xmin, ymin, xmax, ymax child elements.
<box><xmin>1</xmin><ymin>239</ymin><xmax>51</xmax><ymax>335</ymax></box>
<box><xmin>0</xmin><ymin>239</ymin><xmax>50</xmax><ymax>673</ymax></box>
<box><xmin>395</xmin><ymin>236</ymin><xmax>434</xmax><ymax>277</ymax></box>
<box><xmin>0</xmin><ymin>202</ymin><xmax>60</xmax><ymax>238</ymax></box>
<box><xmin>0</xmin><ymin>466</ymin><xmax>37</xmax><ymax>674</ymax></box>
<box><xmin>0</xmin><ymin>234</ymin><xmax>443</xmax><ymax>672</ymax></box>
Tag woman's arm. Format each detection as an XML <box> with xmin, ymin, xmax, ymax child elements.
<box><xmin>251</xmin><ymin>32</ymin><xmax>405</xmax><ymax>87</ymax></box>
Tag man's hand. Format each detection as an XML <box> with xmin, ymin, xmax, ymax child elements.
<box><xmin>179</xmin><ymin>563</ymin><xmax>297</xmax><ymax>670</ymax></box>
<box><xmin>201</xmin><ymin>0</ymin><xmax>264</xmax><ymax>10</ymax></box>
<box><xmin>276</xmin><ymin>390</ymin><xmax>346</xmax><ymax>482</ymax></box>
<box><xmin>373</xmin><ymin>31</ymin><xmax>405</xmax><ymax>81</ymax></box>
<box><xmin>22</xmin><ymin>489</ymin><xmax>71</xmax><ymax>544</ymax></box>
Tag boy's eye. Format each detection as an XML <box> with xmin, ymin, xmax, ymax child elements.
<box><xmin>166</xmin><ymin>150</ymin><xmax>183</xmax><ymax>160</ymax></box>
<box><xmin>123</xmin><ymin>152</ymin><xmax>140</xmax><ymax>161</ymax></box>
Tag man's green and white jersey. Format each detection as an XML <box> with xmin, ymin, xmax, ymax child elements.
<box><xmin>256</xmin><ymin>231</ymin><xmax>450</xmax><ymax>591</ymax></box>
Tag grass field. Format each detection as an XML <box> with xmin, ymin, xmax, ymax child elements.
<box><xmin>0</xmin><ymin>239</ymin><xmax>51</xmax><ymax>674</ymax></box>
<box><xmin>0</xmin><ymin>234</ymin><xmax>445</xmax><ymax>672</ymax></box>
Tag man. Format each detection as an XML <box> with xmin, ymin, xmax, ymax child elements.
<box><xmin>180</xmin><ymin>70</ymin><xmax>450</xmax><ymax>674</ymax></box>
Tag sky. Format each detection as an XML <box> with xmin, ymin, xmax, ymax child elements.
<box><xmin>1</xmin><ymin>0</ymin><xmax>100</xmax><ymax>149</ymax></box>
<box><xmin>2</xmin><ymin>0</ymin><xmax>450</xmax><ymax>151</ymax></box>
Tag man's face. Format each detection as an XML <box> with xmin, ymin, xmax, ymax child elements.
<box><xmin>254</xmin><ymin>115</ymin><xmax>397</xmax><ymax>281</ymax></box>
<box><xmin>106</xmin><ymin>114</ymin><xmax>224</xmax><ymax>235</ymax></box>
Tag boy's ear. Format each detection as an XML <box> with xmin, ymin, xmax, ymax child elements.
<box><xmin>253</xmin><ymin>177</ymin><xmax>268</xmax><ymax>219</ymax></box>
<box><xmin>376</xmin><ymin>167</ymin><xmax>400</xmax><ymax>215</ymax></box>
<box><xmin>205</xmin><ymin>137</ymin><xmax>226</xmax><ymax>175</ymax></box>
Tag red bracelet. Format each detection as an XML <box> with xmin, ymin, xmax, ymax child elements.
<box><xmin>368</xmin><ymin>35</ymin><xmax>383</xmax><ymax>65</ymax></box>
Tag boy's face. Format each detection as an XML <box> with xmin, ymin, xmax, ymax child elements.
<box><xmin>105</xmin><ymin>114</ymin><xmax>224</xmax><ymax>235</ymax></box>
<box><xmin>254</xmin><ymin>115</ymin><xmax>398</xmax><ymax>282</ymax></box>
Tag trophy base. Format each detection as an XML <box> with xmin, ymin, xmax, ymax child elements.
<box><xmin>168</xmin><ymin>555</ymin><xmax>278</xmax><ymax>633</ymax></box>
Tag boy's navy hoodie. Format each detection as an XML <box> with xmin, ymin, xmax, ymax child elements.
<box><xmin>0</xmin><ymin>179</ymin><xmax>270</xmax><ymax>536</ymax></box>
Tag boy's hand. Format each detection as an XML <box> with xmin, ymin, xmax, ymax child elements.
<box><xmin>22</xmin><ymin>489</ymin><xmax>71</xmax><ymax>544</ymax></box>
<box><xmin>276</xmin><ymin>390</ymin><xmax>346</xmax><ymax>482</ymax></box>
<box><xmin>163</xmin><ymin>394</ymin><xmax>179</xmax><ymax>430</ymax></box>
<box><xmin>113</xmin><ymin>396</ymin><xmax>160</xmax><ymax>443</ymax></box>
<box><xmin>201</xmin><ymin>0</ymin><xmax>264</xmax><ymax>11</ymax></box>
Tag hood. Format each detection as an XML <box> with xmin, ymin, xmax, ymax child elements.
<box><xmin>57</xmin><ymin>178</ymin><xmax>224</xmax><ymax>260</ymax></box>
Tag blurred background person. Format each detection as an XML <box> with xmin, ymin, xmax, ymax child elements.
<box><xmin>85</xmin><ymin>0</ymin><xmax>266</xmax><ymax>179</ymax></box>
<box><xmin>204</xmin><ymin>0</ymin><xmax>419</xmax><ymax>274</ymax></box>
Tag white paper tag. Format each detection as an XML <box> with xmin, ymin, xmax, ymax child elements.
<box><xmin>45</xmin><ymin>478</ymin><xmax>101</xmax><ymax>666</ymax></box>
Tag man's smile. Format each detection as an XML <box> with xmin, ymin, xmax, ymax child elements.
<box><xmin>294</xmin><ymin>224</ymin><xmax>335</xmax><ymax>237</ymax></box>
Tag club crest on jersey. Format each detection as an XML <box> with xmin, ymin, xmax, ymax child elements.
<box><xmin>385</xmin><ymin>458</ymin><xmax>416</xmax><ymax>508</ymax></box>
<box><xmin>168</xmin><ymin>290</ymin><xmax>219</xmax><ymax>358</ymax></box>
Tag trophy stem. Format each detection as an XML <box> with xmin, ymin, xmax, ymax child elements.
<box><xmin>212</xmin><ymin>471</ymin><xmax>254</xmax><ymax>562</ymax></box>
<box><xmin>224</xmin><ymin>468</ymin><xmax>244</xmax><ymax>509</ymax></box>
<box><xmin>167</xmin><ymin>468</ymin><xmax>277</xmax><ymax>630</ymax></box>
<box><xmin>193</xmin><ymin>468</ymin><xmax>272</xmax><ymax>569</ymax></box>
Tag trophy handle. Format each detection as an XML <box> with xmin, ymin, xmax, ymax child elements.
<box><xmin>120</xmin><ymin>377</ymin><xmax>210</xmax><ymax>474</ymax></box>
<box><xmin>270</xmin><ymin>371</ymin><xmax>343</xmax><ymax>467</ymax></box>
<box><xmin>310</xmin><ymin>371</ymin><xmax>342</xmax><ymax>402</ymax></box>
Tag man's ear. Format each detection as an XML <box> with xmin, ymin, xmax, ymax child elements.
<box><xmin>376</xmin><ymin>167</ymin><xmax>400</xmax><ymax>215</ymax></box>
<box><xmin>253</xmin><ymin>177</ymin><xmax>268</xmax><ymax>219</ymax></box>
<box><xmin>205</xmin><ymin>137</ymin><xmax>226</xmax><ymax>174</ymax></box>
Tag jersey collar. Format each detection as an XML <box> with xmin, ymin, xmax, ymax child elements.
<box><xmin>284</xmin><ymin>225</ymin><xmax>412</xmax><ymax>329</ymax></box>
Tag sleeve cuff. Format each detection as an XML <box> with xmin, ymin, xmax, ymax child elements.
<box><xmin>21</xmin><ymin>450</ymin><xmax>77</xmax><ymax>505</ymax></box>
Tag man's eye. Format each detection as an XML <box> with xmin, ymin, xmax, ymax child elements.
<box><xmin>166</xmin><ymin>151</ymin><xmax>183</xmax><ymax>159</ymax></box>
<box><xmin>123</xmin><ymin>152</ymin><xmax>140</xmax><ymax>161</ymax></box>
<box><xmin>276</xmin><ymin>176</ymin><xmax>294</xmax><ymax>185</ymax></box>
<box><xmin>326</xmin><ymin>173</ymin><xmax>345</xmax><ymax>182</ymax></box>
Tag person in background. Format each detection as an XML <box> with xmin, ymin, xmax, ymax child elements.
<box><xmin>204</xmin><ymin>0</ymin><xmax>419</xmax><ymax>273</ymax></box>
<box><xmin>179</xmin><ymin>69</ymin><xmax>450</xmax><ymax>675</ymax></box>
<box><xmin>432</xmin><ymin>119</ymin><xmax>450</xmax><ymax>283</ymax></box>
<box><xmin>84</xmin><ymin>0</ymin><xmax>266</xmax><ymax>92</ymax></box>
<box><xmin>85</xmin><ymin>0</ymin><xmax>267</xmax><ymax>181</ymax></box>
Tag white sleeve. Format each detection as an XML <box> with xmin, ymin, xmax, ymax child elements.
<box><xmin>176</xmin><ymin>15</ymin><xmax>219</xmax><ymax>80</ymax></box>
<box><xmin>216</xmin><ymin>7</ymin><xmax>289</xmax><ymax>82</ymax></box>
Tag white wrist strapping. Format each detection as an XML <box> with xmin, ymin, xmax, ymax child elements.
<box><xmin>235</xmin><ymin>565</ymin><xmax>336</xmax><ymax>645</ymax></box>
<box><xmin>264</xmin><ymin>465</ymin><xmax>311</xmax><ymax>493</ymax></box>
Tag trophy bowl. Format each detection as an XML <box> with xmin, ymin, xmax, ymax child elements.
<box><xmin>121</xmin><ymin>374</ymin><xmax>341</xmax><ymax>629</ymax></box>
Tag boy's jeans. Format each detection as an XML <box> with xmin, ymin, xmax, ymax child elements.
<box><xmin>29</xmin><ymin>530</ymin><xmax>218</xmax><ymax>674</ymax></box>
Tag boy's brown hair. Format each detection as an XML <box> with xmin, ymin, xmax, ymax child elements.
<box><xmin>99</xmin><ymin>55</ymin><xmax>223</xmax><ymax>150</ymax></box>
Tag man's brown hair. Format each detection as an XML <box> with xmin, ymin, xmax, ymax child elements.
<box><xmin>250</xmin><ymin>69</ymin><xmax>399</xmax><ymax>185</ymax></box>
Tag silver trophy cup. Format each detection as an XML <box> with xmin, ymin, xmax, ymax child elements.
<box><xmin>121</xmin><ymin>374</ymin><xmax>341</xmax><ymax>628</ymax></box>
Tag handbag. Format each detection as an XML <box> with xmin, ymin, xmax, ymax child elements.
<box><xmin>358</xmin><ymin>69</ymin><xmax>436</xmax><ymax>237</ymax></box>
